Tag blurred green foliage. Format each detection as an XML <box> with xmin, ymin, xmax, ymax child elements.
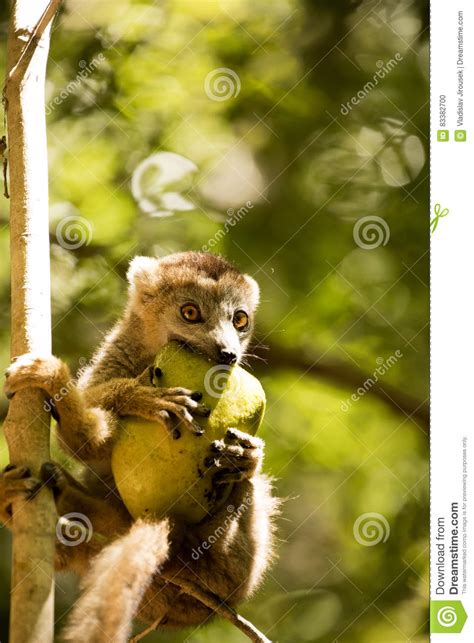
<box><xmin>0</xmin><ymin>0</ymin><xmax>429</xmax><ymax>641</ymax></box>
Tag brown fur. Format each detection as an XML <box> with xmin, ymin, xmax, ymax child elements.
<box><xmin>1</xmin><ymin>252</ymin><xmax>279</xmax><ymax>642</ymax></box>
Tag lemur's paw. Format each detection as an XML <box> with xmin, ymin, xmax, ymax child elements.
<box><xmin>123</xmin><ymin>386</ymin><xmax>210</xmax><ymax>436</ymax></box>
<box><xmin>39</xmin><ymin>462</ymin><xmax>68</xmax><ymax>498</ymax></box>
<box><xmin>0</xmin><ymin>465</ymin><xmax>42</xmax><ymax>518</ymax></box>
<box><xmin>4</xmin><ymin>353</ymin><xmax>64</xmax><ymax>399</ymax></box>
<box><xmin>204</xmin><ymin>428</ymin><xmax>264</xmax><ymax>484</ymax></box>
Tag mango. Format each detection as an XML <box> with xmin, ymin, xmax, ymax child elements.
<box><xmin>111</xmin><ymin>341</ymin><xmax>265</xmax><ymax>524</ymax></box>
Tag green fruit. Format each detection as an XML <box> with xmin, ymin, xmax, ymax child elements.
<box><xmin>112</xmin><ymin>341</ymin><xmax>265</xmax><ymax>524</ymax></box>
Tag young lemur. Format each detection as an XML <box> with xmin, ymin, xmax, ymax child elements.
<box><xmin>1</xmin><ymin>252</ymin><xmax>279</xmax><ymax>642</ymax></box>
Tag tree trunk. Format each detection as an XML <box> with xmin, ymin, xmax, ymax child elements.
<box><xmin>3</xmin><ymin>2</ymin><xmax>61</xmax><ymax>641</ymax></box>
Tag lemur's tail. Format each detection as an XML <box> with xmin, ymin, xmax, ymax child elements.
<box><xmin>62</xmin><ymin>519</ymin><xmax>170</xmax><ymax>643</ymax></box>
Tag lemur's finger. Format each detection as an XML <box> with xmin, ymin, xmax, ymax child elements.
<box><xmin>166</xmin><ymin>404</ymin><xmax>204</xmax><ymax>435</ymax></box>
<box><xmin>210</xmin><ymin>440</ymin><xmax>225</xmax><ymax>453</ymax></box>
<box><xmin>213</xmin><ymin>469</ymin><xmax>249</xmax><ymax>484</ymax></box>
<box><xmin>3</xmin><ymin>465</ymin><xmax>55</xmax><ymax>500</ymax></box>
<box><xmin>3</xmin><ymin>465</ymin><xmax>31</xmax><ymax>480</ymax></box>
<box><xmin>207</xmin><ymin>449</ymin><xmax>258</xmax><ymax>473</ymax></box>
<box><xmin>39</xmin><ymin>462</ymin><xmax>67</xmax><ymax>496</ymax></box>
<box><xmin>2</xmin><ymin>474</ymin><xmax>43</xmax><ymax>499</ymax></box>
<box><xmin>193</xmin><ymin>403</ymin><xmax>211</xmax><ymax>417</ymax></box>
<box><xmin>159</xmin><ymin>411</ymin><xmax>182</xmax><ymax>439</ymax></box>
<box><xmin>136</xmin><ymin>366</ymin><xmax>155</xmax><ymax>386</ymax></box>
<box><xmin>204</xmin><ymin>455</ymin><xmax>219</xmax><ymax>468</ymax></box>
<box><xmin>218</xmin><ymin>444</ymin><xmax>246</xmax><ymax>460</ymax></box>
<box><xmin>157</xmin><ymin>409</ymin><xmax>171</xmax><ymax>424</ymax></box>
<box><xmin>166</xmin><ymin>395</ymin><xmax>210</xmax><ymax>416</ymax></box>
<box><xmin>225</xmin><ymin>428</ymin><xmax>262</xmax><ymax>449</ymax></box>
<box><xmin>204</xmin><ymin>443</ymin><xmax>255</xmax><ymax>470</ymax></box>
<box><xmin>159</xmin><ymin>387</ymin><xmax>194</xmax><ymax>398</ymax></box>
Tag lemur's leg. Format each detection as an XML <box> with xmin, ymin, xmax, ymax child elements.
<box><xmin>138</xmin><ymin>434</ymin><xmax>279</xmax><ymax>628</ymax></box>
<box><xmin>184</xmin><ymin>430</ymin><xmax>278</xmax><ymax>604</ymax></box>
<box><xmin>41</xmin><ymin>462</ymin><xmax>133</xmax><ymax>573</ymax></box>
<box><xmin>186</xmin><ymin>476</ymin><xmax>278</xmax><ymax>600</ymax></box>
<box><xmin>1</xmin><ymin>462</ymin><xmax>133</xmax><ymax>573</ymax></box>
<box><xmin>62</xmin><ymin>519</ymin><xmax>171</xmax><ymax>643</ymax></box>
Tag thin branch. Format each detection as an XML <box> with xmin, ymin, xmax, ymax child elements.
<box><xmin>162</xmin><ymin>574</ymin><xmax>271</xmax><ymax>643</ymax></box>
<box><xmin>0</xmin><ymin>135</ymin><xmax>8</xmax><ymax>197</ymax></box>
<box><xmin>4</xmin><ymin>0</ymin><xmax>62</xmax><ymax>89</ymax></box>
<box><xmin>129</xmin><ymin>616</ymin><xmax>165</xmax><ymax>643</ymax></box>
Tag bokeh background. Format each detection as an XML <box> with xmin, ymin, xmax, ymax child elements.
<box><xmin>0</xmin><ymin>0</ymin><xmax>429</xmax><ymax>641</ymax></box>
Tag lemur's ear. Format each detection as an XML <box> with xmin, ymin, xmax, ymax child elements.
<box><xmin>127</xmin><ymin>256</ymin><xmax>161</xmax><ymax>297</ymax></box>
<box><xmin>243</xmin><ymin>274</ymin><xmax>260</xmax><ymax>309</ymax></box>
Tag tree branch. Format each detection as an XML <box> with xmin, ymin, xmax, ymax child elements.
<box><xmin>3</xmin><ymin>2</ymin><xmax>62</xmax><ymax>641</ymax></box>
<box><xmin>129</xmin><ymin>617</ymin><xmax>165</xmax><ymax>643</ymax></box>
<box><xmin>162</xmin><ymin>574</ymin><xmax>271</xmax><ymax>643</ymax></box>
<box><xmin>261</xmin><ymin>343</ymin><xmax>429</xmax><ymax>428</ymax></box>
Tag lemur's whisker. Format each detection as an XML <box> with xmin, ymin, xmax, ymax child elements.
<box><xmin>252</xmin><ymin>343</ymin><xmax>269</xmax><ymax>351</ymax></box>
<box><xmin>244</xmin><ymin>353</ymin><xmax>268</xmax><ymax>364</ymax></box>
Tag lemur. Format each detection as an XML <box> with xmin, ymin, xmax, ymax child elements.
<box><xmin>0</xmin><ymin>252</ymin><xmax>279</xmax><ymax>642</ymax></box>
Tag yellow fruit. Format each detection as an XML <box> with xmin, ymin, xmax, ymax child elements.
<box><xmin>112</xmin><ymin>341</ymin><xmax>265</xmax><ymax>524</ymax></box>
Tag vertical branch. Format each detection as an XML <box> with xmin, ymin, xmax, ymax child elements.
<box><xmin>3</xmin><ymin>1</ymin><xmax>61</xmax><ymax>641</ymax></box>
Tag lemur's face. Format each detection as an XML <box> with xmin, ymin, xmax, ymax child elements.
<box><xmin>161</xmin><ymin>289</ymin><xmax>251</xmax><ymax>364</ymax></box>
<box><xmin>127</xmin><ymin>253</ymin><xmax>260</xmax><ymax>365</ymax></box>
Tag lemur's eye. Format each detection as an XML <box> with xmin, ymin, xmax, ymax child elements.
<box><xmin>233</xmin><ymin>310</ymin><xmax>249</xmax><ymax>331</ymax></box>
<box><xmin>181</xmin><ymin>303</ymin><xmax>202</xmax><ymax>323</ymax></box>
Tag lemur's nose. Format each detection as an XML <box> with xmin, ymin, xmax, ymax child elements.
<box><xmin>219</xmin><ymin>349</ymin><xmax>237</xmax><ymax>365</ymax></box>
